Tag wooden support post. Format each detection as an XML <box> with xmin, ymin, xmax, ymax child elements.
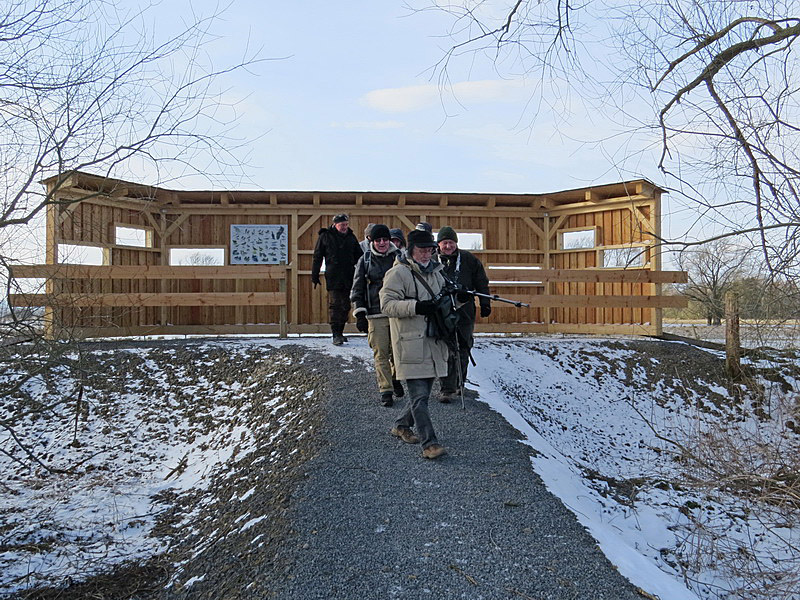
<box><xmin>725</xmin><ymin>291</ymin><xmax>741</xmax><ymax>378</ymax></box>
<box><xmin>291</xmin><ymin>212</ymin><xmax>299</xmax><ymax>328</ymax></box>
<box><xmin>544</xmin><ymin>214</ymin><xmax>552</xmax><ymax>331</ymax></box>
<box><xmin>279</xmin><ymin>275</ymin><xmax>288</xmax><ymax>338</ymax></box>
<box><xmin>652</xmin><ymin>194</ymin><xmax>663</xmax><ymax>334</ymax></box>
<box><xmin>159</xmin><ymin>212</ymin><xmax>168</xmax><ymax>327</ymax></box>
<box><xmin>44</xmin><ymin>202</ymin><xmax>57</xmax><ymax>339</ymax></box>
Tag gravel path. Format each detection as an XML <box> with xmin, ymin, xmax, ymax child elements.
<box><xmin>4</xmin><ymin>338</ymin><xmax>649</xmax><ymax>599</ymax></box>
<box><xmin>271</xmin><ymin>343</ymin><xmax>645</xmax><ymax>600</ymax></box>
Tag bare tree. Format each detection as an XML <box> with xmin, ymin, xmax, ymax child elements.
<box><xmin>424</xmin><ymin>4</ymin><xmax>800</xmax><ymax>597</ymax></box>
<box><xmin>678</xmin><ymin>240</ymin><xmax>753</xmax><ymax>325</ymax></box>
<box><xmin>422</xmin><ymin>0</ymin><xmax>800</xmax><ymax>280</ymax></box>
<box><xmin>0</xmin><ymin>0</ymin><xmax>255</xmax><ymax>237</ymax></box>
<box><xmin>0</xmin><ymin>0</ymin><xmax>259</xmax><ymax>337</ymax></box>
<box><xmin>0</xmin><ymin>0</ymin><xmax>257</xmax><ymax>503</ymax></box>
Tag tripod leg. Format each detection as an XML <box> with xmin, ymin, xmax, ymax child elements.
<box><xmin>454</xmin><ymin>333</ymin><xmax>465</xmax><ymax>410</ymax></box>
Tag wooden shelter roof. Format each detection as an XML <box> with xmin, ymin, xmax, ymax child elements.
<box><xmin>44</xmin><ymin>171</ymin><xmax>665</xmax><ymax>212</ymax></box>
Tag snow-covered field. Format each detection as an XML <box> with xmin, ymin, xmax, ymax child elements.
<box><xmin>1</xmin><ymin>335</ymin><xmax>798</xmax><ymax>599</ymax></box>
<box><xmin>663</xmin><ymin>321</ymin><xmax>800</xmax><ymax>350</ymax></box>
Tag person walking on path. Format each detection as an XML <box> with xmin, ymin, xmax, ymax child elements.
<box><xmin>350</xmin><ymin>223</ymin><xmax>405</xmax><ymax>407</ymax></box>
<box><xmin>436</xmin><ymin>226</ymin><xmax>491</xmax><ymax>403</ymax></box>
<box><xmin>389</xmin><ymin>228</ymin><xmax>406</xmax><ymax>253</ymax></box>
<box><xmin>380</xmin><ymin>229</ymin><xmax>449</xmax><ymax>459</ymax></box>
<box><xmin>359</xmin><ymin>223</ymin><xmax>375</xmax><ymax>254</ymax></box>
<box><xmin>311</xmin><ymin>213</ymin><xmax>363</xmax><ymax>346</ymax></box>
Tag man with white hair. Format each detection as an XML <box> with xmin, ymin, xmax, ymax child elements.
<box><xmin>380</xmin><ymin>229</ymin><xmax>449</xmax><ymax>459</ymax></box>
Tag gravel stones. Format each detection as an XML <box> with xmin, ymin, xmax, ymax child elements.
<box><xmin>270</xmin><ymin>349</ymin><xmax>644</xmax><ymax>600</ymax></box>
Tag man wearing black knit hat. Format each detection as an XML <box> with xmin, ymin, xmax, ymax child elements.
<box><xmin>350</xmin><ymin>223</ymin><xmax>405</xmax><ymax>406</ymax></box>
<box><xmin>436</xmin><ymin>226</ymin><xmax>491</xmax><ymax>403</ymax></box>
<box><xmin>311</xmin><ymin>213</ymin><xmax>363</xmax><ymax>345</ymax></box>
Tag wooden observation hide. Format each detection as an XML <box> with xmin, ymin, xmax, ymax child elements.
<box><xmin>10</xmin><ymin>172</ymin><xmax>687</xmax><ymax>338</ymax></box>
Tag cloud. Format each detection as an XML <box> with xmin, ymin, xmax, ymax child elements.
<box><xmin>329</xmin><ymin>120</ymin><xmax>405</xmax><ymax>129</ymax></box>
<box><xmin>362</xmin><ymin>79</ymin><xmax>530</xmax><ymax>113</ymax></box>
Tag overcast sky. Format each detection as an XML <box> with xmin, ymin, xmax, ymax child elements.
<box><xmin>158</xmin><ymin>0</ymin><xmax>663</xmax><ymax>201</ymax></box>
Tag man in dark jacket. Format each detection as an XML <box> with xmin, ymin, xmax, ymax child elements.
<box><xmin>436</xmin><ymin>226</ymin><xmax>491</xmax><ymax>402</ymax></box>
<box><xmin>312</xmin><ymin>214</ymin><xmax>363</xmax><ymax>345</ymax></box>
<box><xmin>350</xmin><ymin>223</ymin><xmax>404</xmax><ymax>406</ymax></box>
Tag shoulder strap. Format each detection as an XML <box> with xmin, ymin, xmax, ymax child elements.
<box><xmin>410</xmin><ymin>269</ymin><xmax>437</xmax><ymax>299</ymax></box>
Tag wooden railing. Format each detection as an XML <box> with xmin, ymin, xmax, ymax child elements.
<box><xmin>476</xmin><ymin>266</ymin><xmax>688</xmax><ymax>335</ymax></box>
<box><xmin>9</xmin><ymin>264</ymin><xmax>289</xmax><ymax>339</ymax></box>
<box><xmin>8</xmin><ymin>263</ymin><xmax>687</xmax><ymax>338</ymax></box>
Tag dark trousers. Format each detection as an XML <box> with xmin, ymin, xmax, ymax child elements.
<box><xmin>327</xmin><ymin>288</ymin><xmax>351</xmax><ymax>326</ymax></box>
<box><xmin>441</xmin><ymin>345</ymin><xmax>470</xmax><ymax>393</ymax></box>
<box><xmin>441</xmin><ymin>319</ymin><xmax>474</xmax><ymax>393</ymax></box>
<box><xmin>394</xmin><ymin>378</ymin><xmax>438</xmax><ymax>449</ymax></box>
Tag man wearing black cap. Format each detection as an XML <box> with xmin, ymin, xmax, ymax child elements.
<box><xmin>436</xmin><ymin>226</ymin><xmax>491</xmax><ymax>402</ymax></box>
<box><xmin>312</xmin><ymin>214</ymin><xmax>363</xmax><ymax>345</ymax></box>
<box><xmin>380</xmin><ymin>228</ymin><xmax>449</xmax><ymax>459</ymax></box>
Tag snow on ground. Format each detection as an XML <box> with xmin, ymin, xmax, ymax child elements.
<box><xmin>469</xmin><ymin>337</ymin><xmax>800</xmax><ymax>600</ymax></box>
<box><xmin>1</xmin><ymin>335</ymin><xmax>798</xmax><ymax>599</ymax></box>
<box><xmin>0</xmin><ymin>340</ymin><xmax>331</xmax><ymax>594</ymax></box>
<box><xmin>663</xmin><ymin>321</ymin><xmax>800</xmax><ymax>350</ymax></box>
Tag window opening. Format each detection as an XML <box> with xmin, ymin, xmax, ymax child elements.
<box><xmin>115</xmin><ymin>225</ymin><xmax>151</xmax><ymax>247</ymax></box>
<box><xmin>456</xmin><ymin>232</ymin><xmax>483</xmax><ymax>250</ymax></box>
<box><xmin>560</xmin><ymin>229</ymin><xmax>595</xmax><ymax>250</ymax></box>
<box><xmin>169</xmin><ymin>248</ymin><xmax>226</xmax><ymax>266</ymax></box>
<box><xmin>601</xmin><ymin>246</ymin><xmax>646</xmax><ymax>268</ymax></box>
<box><xmin>57</xmin><ymin>244</ymin><xmax>105</xmax><ymax>265</ymax></box>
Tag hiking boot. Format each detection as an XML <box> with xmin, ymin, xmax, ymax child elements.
<box><xmin>390</xmin><ymin>426</ymin><xmax>420</xmax><ymax>444</ymax></box>
<box><xmin>331</xmin><ymin>324</ymin><xmax>346</xmax><ymax>345</ymax></box>
<box><xmin>439</xmin><ymin>391</ymin><xmax>455</xmax><ymax>403</ymax></box>
<box><xmin>380</xmin><ymin>392</ymin><xmax>394</xmax><ymax>407</ymax></box>
<box><xmin>422</xmin><ymin>444</ymin><xmax>446</xmax><ymax>459</ymax></box>
<box><xmin>392</xmin><ymin>379</ymin><xmax>404</xmax><ymax>398</ymax></box>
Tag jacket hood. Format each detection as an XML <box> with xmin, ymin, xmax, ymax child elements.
<box><xmin>369</xmin><ymin>241</ymin><xmax>399</xmax><ymax>257</ymax></box>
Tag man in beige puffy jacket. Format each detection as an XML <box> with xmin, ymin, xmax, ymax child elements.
<box><xmin>379</xmin><ymin>229</ymin><xmax>449</xmax><ymax>459</ymax></box>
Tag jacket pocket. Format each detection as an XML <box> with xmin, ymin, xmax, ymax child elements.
<box><xmin>397</xmin><ymin>330</ymin><xmax>425</xmax><ymax>364</ymax></box>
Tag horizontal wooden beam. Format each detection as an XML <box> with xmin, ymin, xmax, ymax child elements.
<box><xmin>474</xmin><ymin>323</ymin><xmax>659</xmax><ymax>335</ymax></box>
<box><xmin>11</xmin><ymin>264</ymin><xmax>289</xmax><ymax>280</ymax></box>
<box><xmin>507</xmin><ymin>294</ymin><xmax>687</xmax><ymax>308</ymax></box>
<box><xmin>57</xmin><ymin>324</ymin><xmax>287</xmax><ymax>339</ymax></box>
<box><xmin>10</xmin><ymin>292</ymin><xmax>286</xmax><ymax>307</ymax></box>
<box><xmin>486</xmin><ymin>268</ymin><xmax>687</xmax><ymax>283</ymax></box>
<box><xmin>55</xmin><ymin>322</ymin><xmax>659</xmax><ymax>339</ymax></box>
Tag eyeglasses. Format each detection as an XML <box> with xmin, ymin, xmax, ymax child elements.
<box><xmin>373</xmin><ymin>237</ymin><xmax>390</xmax><ymax>243</ymax></box>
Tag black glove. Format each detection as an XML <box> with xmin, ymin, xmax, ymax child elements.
<box><xmin>480</xmin><ymin>304</ymin><xmax>492</xmax><ymax>318</ymax></box>
<box><xmin>415</xmin><ymin>300</ymin><xmax>437</xmax><ymax>316</ymax></box>
<box><xmin>356</xmin><ymin>314</ymin><xmax>369</xmax><ymax>333</ymax></box>
<box><xmin>312</xmin><ymin>274</ymin><xmax>320</xmax><ymax>288</ymax></box>
<box><xmin>456</xmin><ymin>290</ymin><xmax>473</xmax><ymax>303</ymax></box>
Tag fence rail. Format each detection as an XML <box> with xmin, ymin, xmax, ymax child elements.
<box><xmin>8</xmin><ymin>264</ymin><xmax>686</xmax><ymax>339</ymax></box>
<box><xmin>9</xmin><ymin>264</ymin><xmax>289</xmax><ymax>338</ymax></box>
